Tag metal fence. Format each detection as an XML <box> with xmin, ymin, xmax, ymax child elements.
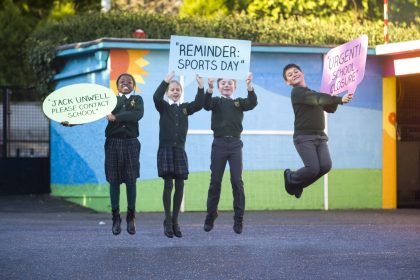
<box><xmin>1</xmin><ymin>86</ymin><xmax>49</xmax><ymax>158</ymax></box>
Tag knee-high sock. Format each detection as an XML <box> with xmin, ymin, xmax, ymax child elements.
<box><xmin>172</xmin><ymin>179</ymin><xmax>184</xmax><ymax>224</ymax></box>
<box><xmin>126</xmin><ymin>182</ymin><xmax>137</xmax><ymax>210</ymax></box>
<box><xmin>110</xmin><ymin>183</ymin><xmax>120</xmax><ymax>210</ymax></box>
<box><xmin>163</xmin><ymin>178</ymin><xmax>173</xmax><ymax>222</ymax></box>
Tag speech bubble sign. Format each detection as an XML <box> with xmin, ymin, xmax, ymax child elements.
<box><xmin>320</xmin><ymin>35</ymin><xmax>368</xmax><ymax>95</ymax></box>
<box><xmin>42</xmin><ymin>83</ymin><xmax>117</xmax><ymax>124</ymax></box>
<box><xmin>169</xmin><ymin>35</ymin><xmax>251</xmax><ymax>79</ymax></box>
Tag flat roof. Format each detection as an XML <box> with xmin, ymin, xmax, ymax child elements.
<box><xmin>376</xmin><ymin>40</ymin><xmax>420</xmax><ymax>56</ymax></box>
<box><xmin>56</xmin><ymin>37</ymin><xmax>376</xmax><ymax>57</ymax></box>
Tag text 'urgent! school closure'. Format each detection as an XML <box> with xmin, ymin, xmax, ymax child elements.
<box><xmin>324</xmin><ymin>39</ymin><xmax>366</xmax><ymax>94</ymax></box>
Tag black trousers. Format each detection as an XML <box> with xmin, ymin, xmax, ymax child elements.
<box><xmin>206</xmin><ymin>137</ymin><xmax>244</xmax><ymax>219</ymax></box>
<box><xmin>288</xmin><ymin>134</ymin><xmax>332</xmax><ymax>188</ymax></box>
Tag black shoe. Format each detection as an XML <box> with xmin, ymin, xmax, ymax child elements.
<box><xmin>164</xmin><ymin>220</ymin><xmax>174</xmax><ymax>238</ymax></box>
<box><xmin>284</xmin><ymin>169</ymin><xmax>294</xmax><ymax>195</ymax></box>
<box><xmin>173</xmin><ymin>223</ymin><xmax>182</xmax><ymax>238</ymax></box>
<box><xmin>204</xmin><ymin>212</ymin><xmax>218</xmax><ymax>232</ymax></box>
<box><xmin>126</xmin><ymin>208</ymin><xmax>136</xmax><ymax>235</ymax></box>
<box><xmin>233</xmin><ymin>222</ymin><xmax>243</xmax><ymax>234</ymax></box>
<box><xmin>295</xmin><ymin>187</ymin><xmax>303</xmax><ymax>199</ymax></box>
<box><xmin>112</xmin><ymin>208</ymin><xmax>121</xmax><ymax>235</ymax></box>
<box><xmin>233</xmin><ymin>217</ymin><xmax>243</xmax><ymax>234</ymax></box>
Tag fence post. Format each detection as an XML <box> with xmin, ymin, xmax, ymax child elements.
<box><xmin>1</xmin><ymin>87</ymin><xmax>13</xmax><ymax>158</ymax></box>
<box><xmin>2</xmin><ymin>88</ymin><xmax>7</xmax><ymax>158</ymax></box>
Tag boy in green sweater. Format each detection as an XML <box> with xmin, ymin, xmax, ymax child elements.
<box><xmin>203</xmin><ymin>73</ymin><xmax>257</xmax><ymax>234</ymax></box>
<box><xmin>282</xmin><ymin>64</ymin><xmax>352</xmax><ymax>198</ymax></box>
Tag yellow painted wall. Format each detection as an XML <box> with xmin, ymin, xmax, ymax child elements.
<box><xmin>382</xmin><ymin>77</ymin><xmax>397</xmax><ymax>208</ymax></box>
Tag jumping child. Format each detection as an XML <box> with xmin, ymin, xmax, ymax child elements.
<box><xmin>105</xmin><ymin>73</ymin><xmax>144</xmax><ymax>235</ymax></box>
<box><xmin>203</xmin><ymin>73</ymin><xmax>257</xmax><ymax>234</ymax></box>
<box><xmin>153</xmin><ymin>71</ymin><xmax>204</xmax><ymax>238</ymax></box>
<box><xmin>62</xmin><ymin>73</ymin><xmax>144</xmax><ymax>235</ymax></box>
<box><xmin>282</xmin><ymin>64</ymin><xmax>352</xmax><ymax>198</ymax></box>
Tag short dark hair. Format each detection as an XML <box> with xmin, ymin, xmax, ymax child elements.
<box><xmin>282</xmin><ymin>64</ymin><xmax>302</xmax><ymax>81</ymax></box>
<box><xmin>116</xmin><ymin>73</ymin><xmax>136</xmax><ymax>88</ymax></box>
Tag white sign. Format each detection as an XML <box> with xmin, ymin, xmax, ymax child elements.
<box><xmin>43</xmin><ymin>83</ymin><xmax>117</xmax><ymax>124</ymax></box>
<box><xmin>169</xmin><ymin>35</ymin><xmax>251</xmax><ymax>79</ymax></box>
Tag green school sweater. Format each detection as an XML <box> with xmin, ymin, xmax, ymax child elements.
<box><xmin>153</xmin><ymin>81</ymin><xmax>204</xmax><ymax>149</ymax></box>
<box><xmin>204</xmin><ymin>90</ymin><xmax>257</xmax><ymax>138</ymax></box>
<box><xmin>105</xmin><ymin>94</ymin><xmax>144</xmax><ymax>138</ymax></box>
<box><xmin>291</xmin><ymin>86</ymin><xmax>342</xmax><ymax>136</ymax></box>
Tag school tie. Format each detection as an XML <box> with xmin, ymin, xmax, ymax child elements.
<box><xmin>121</xmin><ymin>95</ymin><xmax>127</xmax><ymax>108</ymax></box>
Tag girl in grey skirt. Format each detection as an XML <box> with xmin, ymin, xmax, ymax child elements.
<box><xmin>105</xmin><ymin>73</ymin><xmax>144</xmax><ymax>235</ymax></box>
<box><xmin>62</xmin><ymin>73</ymin><xmax>143</xmax><ymax>236</ymax></box>
<box><xmin>153</xmin><ymin>71</ymin><xmax>204</xmax><ymax>238</ymax></box>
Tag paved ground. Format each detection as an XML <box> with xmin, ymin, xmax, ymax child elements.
<box><xmin>0</xmin><ymin>195</ymin><xmax>419</xmax><ymax>280</ymax></box>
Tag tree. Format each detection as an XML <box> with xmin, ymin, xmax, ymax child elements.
<box><xmin>179</xmin><ymin>0</ymin><xmax>250</xmax><ymax>17</ymax></box>
<box><xmin>0</xmin><ymin>0</ymin><xmax>35</xmax><ymax>86</ymax></box>
<box><xmin>246</xmin><ymin>0</ymin><xmax>419</xmax><ymax>23</ymax></box>
<box><xmin>0</xmin><ymin>0</ymin><xmax>100</xmax><ymax>87</ymax></box>
<box><xmin>247</xmin><ymin>0</ymin><xmax>351</xmax><ymax>20</ymax></box>
<box><xmin>386</xmin><ymin>0</ymin><xmax>419</xmax><ymax>23</ymax></box>
<box><xmin>112</xmin><ymin>0</ymin><xmax>183</xmax><ymax>14</ymax></box>
<box><xmin>179</xmin><ymin>0</ymin><xmax>418</xmax><ymax>23</ymax></box>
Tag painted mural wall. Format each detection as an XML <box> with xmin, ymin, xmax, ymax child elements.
<box><xmin>51</xmin><ymin>42</ymin><xmax>382</xmax><ymax>212</ymax></box>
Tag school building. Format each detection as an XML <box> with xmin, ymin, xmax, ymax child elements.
<box><xmin>51</xmin><ymin>38</ymin><xmax>420</xmax><ymax>212</ymax></box>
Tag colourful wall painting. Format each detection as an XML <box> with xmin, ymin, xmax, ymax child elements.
<box><xmin>51</xmin><ymin>41</ymin><xmax>382</xmax><ymax>212</ymax></box>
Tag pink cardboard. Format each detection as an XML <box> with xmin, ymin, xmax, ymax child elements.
<box><xmin>320</xmin><ymin>35</ymin><xmax>368</xmax><ymax>95</ymax></box>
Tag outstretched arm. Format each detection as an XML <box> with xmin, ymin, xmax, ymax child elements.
<box><xmin>111</xmin><ymin>96</ymin><xmax>144</xmax><ymax>122</ymax></box>
<box><xmin>324</xmin><ymin>92</ymin><xmax>353</xmax><ymax>112</ymax></box>
<box><xmin>293</xmin><ymin>87</ymin><xmax>343</xmax><ymax>106</ymax></box>
<box><xmin>204</xmin><ymin>77</ymin><xmax>215</xmax><ymax>111</ymax></box>
<box><xmin>240</xmin><ymin>72</ymin><xmax>258</xmax><ymax>111</ymax></box>
<box><xmin>187</xmin><ymin>74</ymin><xmax>204</xmax><ymax>114</ymax></box>
<box><xmin>341</xmin><ymin>92</ymin><xmax>353</xmax><ymax>104</ymax></box>
<box><xmin>246</xmin><ymin>72</ymin><xmax>253</xmax><ymax>92</ymax></box>
<box><xmin>60</xmin><ymin>121</ymin><xmax>77</xmax><ymax>127</ymax></box>
<box><xmin>153</xmin><ymin>71</ymin><xmax>174</xmax><ymax>112</ymax></box>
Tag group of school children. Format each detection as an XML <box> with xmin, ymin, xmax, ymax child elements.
<box><xmin>65</xmin><ymin>64</ymin><xmax>352</xmax><ymax>238</ymax></box>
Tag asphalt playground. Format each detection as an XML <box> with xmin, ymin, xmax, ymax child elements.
<box><xmin>0</xmin><ymin>195</ymin><xmax>419</xmax><ymax>280</ymax></box>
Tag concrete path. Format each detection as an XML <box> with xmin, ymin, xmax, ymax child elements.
<box><xmin>0</xmin><ymin>195</ymin><xmax>419</xmax><ymax>280</ymax></box>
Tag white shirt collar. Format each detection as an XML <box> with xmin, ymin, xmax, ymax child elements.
<box><xmin>119</xmin><ymin>92</ymin><xmax>133</xmax><ymax>99</ymax></box>
<box><xmin>168</xmin><ymin>98</ymin><xmax>180</xmax><ymax>106</ymax></box>
<box><xmin>221</xmin><ymin>95</ymin><xmax>234</xmax><ymax>99</ymax></box>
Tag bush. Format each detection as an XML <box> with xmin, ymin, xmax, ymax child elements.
<box><xmin>26</xmin><ymin>11</ymin><xmax>420</xmax><ymax>97</ymax></box>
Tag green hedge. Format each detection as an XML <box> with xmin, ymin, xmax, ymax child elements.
<box><xmin>27</xmin><ymin>12</ymin><xmax>420</xmax><ymax>96</ymax></box>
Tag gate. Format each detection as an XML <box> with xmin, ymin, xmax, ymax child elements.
<box><xmin>0</xmin><ymin>86</ymin><xmax>50</xmax><ymax>195</ymax></box>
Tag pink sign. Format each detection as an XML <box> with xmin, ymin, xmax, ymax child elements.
<box><xmin>320</xmin><ymin>35</ymin><xmax>368</xmax><ymax>95</ymax></box>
